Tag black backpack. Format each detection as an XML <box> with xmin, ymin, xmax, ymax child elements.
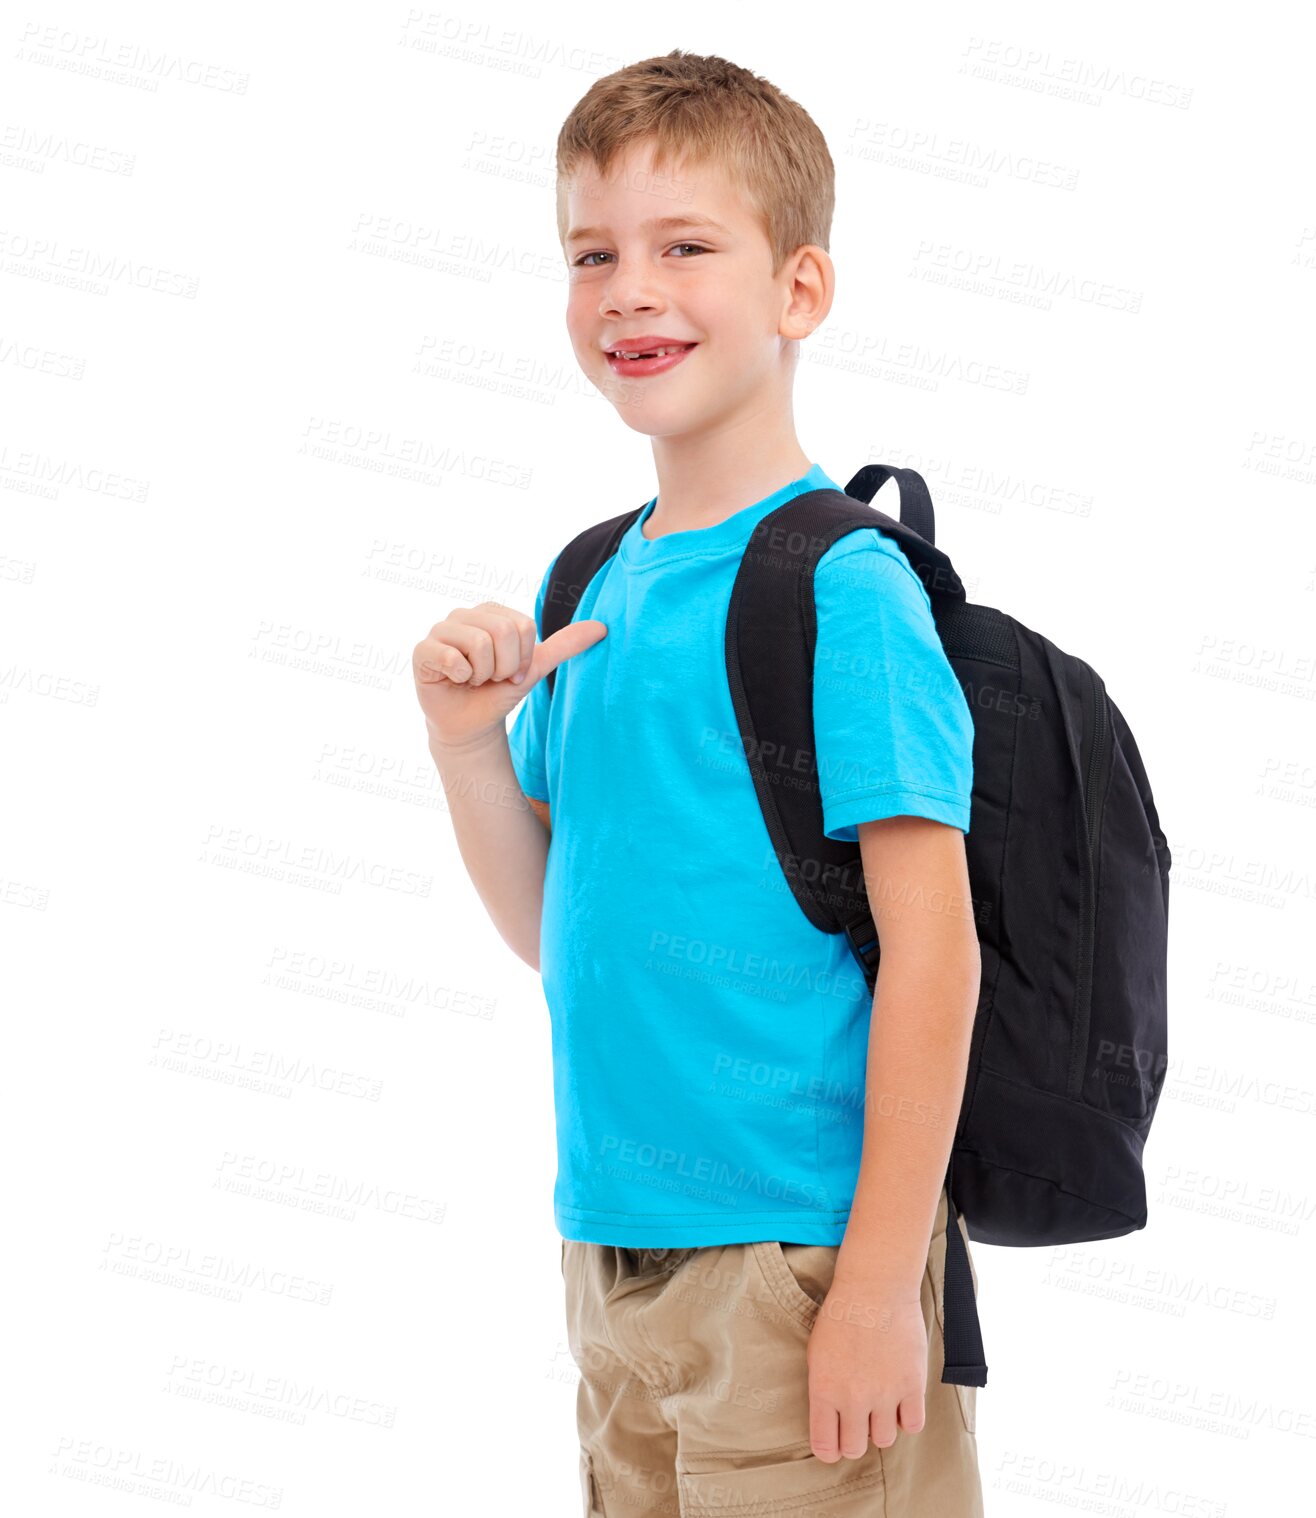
<box><xmin>540</xmin><ymin>464</ymin><xmax>1172</xmax><ymax>1388</ymax></box>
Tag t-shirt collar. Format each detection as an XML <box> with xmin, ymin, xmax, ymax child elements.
<box><xmin>619</xmin><ymin>462</ymin><xmax>837</xmax><ymax>569</ymax></box>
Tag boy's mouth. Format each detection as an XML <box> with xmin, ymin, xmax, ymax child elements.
<box><xmin>604</xmin><ymin>342</ymin><xmax>697</xmax><ymax>378</ymax></box>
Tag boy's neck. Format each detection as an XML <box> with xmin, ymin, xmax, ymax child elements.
<box><xmin>643</xmin><ymin>435</ymin><xmax>816</xmax><ymax>541</ymax></box>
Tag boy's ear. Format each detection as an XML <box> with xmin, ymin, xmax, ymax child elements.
<box><xmin>779</xmin><ymin>242</ymin><xmax>834</xmax><ymax>340</ymax></box>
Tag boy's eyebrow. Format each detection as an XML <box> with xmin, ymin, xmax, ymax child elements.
<box><xmin>565</xmin><ymin>213</ymin><xmax>730</xmax><ymax>246</ymax></box>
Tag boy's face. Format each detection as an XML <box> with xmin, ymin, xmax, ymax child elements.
<box><xmin>562</xmin><ymin>141</ymin><xmax>825</xmax><ymax>438</ymax></box>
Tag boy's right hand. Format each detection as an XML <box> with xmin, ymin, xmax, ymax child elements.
<box><xmin>413</xmin><ymin>601</ymin><xmax>607</xmax><ymax>752</ymax></box>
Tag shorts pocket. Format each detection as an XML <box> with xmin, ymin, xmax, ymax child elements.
<box><xmin>679</xmin><ymin>1442</ymin><xmax>884</xmax><ymax>1516</ymax></box>
<box><xmin>579</xmin><ymin>1447</ymin><xmax>605</xmax><ymax>1515</ymax></box>
<box><xmin>753</xmin><ymin>1241</ymin><xmax>833</xmax><ymax>1328</ymax></box>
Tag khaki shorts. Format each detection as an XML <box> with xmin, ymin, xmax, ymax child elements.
<box><xmin>562</xmin><ymin>1187</ymin><xmax>982</xmax><ymax>1517</ymax></box>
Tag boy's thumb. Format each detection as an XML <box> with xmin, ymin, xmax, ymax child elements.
<box><xmin>532</xmin><ymin>619</ymin><xmax>608</xmax><ymax>681</ymax></box>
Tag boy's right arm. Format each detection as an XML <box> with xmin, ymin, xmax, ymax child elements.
<box><xmin>414</xmin><ymin>601</ymin><xmax>603</xmax><ymax>971</ymax></box>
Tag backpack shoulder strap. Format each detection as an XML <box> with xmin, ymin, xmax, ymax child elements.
<box><xmin>728</xmin><ymin>482</ymin><xmax>987</xmax><ymax>1389</ymax></box>
<box><xmin>540</xmin><ymin>505</ymin><xmax>646</xmax><ymax>699</ymax></box>
<box><xmin>725</xmin><ymin>484</ymin><xmax>964</xmax><ymax>972</ymax></box>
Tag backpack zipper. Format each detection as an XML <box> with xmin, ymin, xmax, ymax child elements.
<box><xmin>1067</xmin><ymin>662</ymin><xmax>1114</xmax><ymax>1098</ymax></box>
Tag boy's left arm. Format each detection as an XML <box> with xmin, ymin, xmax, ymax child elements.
<box><xmin>805</xmin><ymin>813</ymin><xmax>980</xmax><ymax>1464</ymax></box>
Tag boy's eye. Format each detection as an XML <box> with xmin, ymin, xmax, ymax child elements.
<box><xmin>573</xmin><ymin>243</ymin><xmax>710</xmax><ymax>268</ymax></box>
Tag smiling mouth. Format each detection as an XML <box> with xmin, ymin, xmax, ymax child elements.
<box><xmin>607</xmin><ymin>343</ymin><xmax>697</xmax><ymax>361</ymax></box>
<box><xmin>604</xmin><ymin>344</ymin><xmax>698</xmax><ymax>377</ymax></box>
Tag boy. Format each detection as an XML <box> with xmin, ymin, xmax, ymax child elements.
<box><xmin>414</xmin><ymin>50</ymin><xmax>984</xmax><ymax>1517</ymax></box>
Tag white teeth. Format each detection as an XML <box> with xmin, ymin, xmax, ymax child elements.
<box><xmin>614</xmin><ymin>345</ymin><xmax>690</xmax><ymax>360</ymax></box>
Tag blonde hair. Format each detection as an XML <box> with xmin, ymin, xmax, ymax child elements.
<box><xmin>556</xmin><ymin>50</ymin><xmax>834</xmax><ymax>277</ymax></box>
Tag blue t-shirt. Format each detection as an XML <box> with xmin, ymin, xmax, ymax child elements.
<box><xmin>508</xmin><ymin>463</ymin><xmax>974</xmax><ymax>1246</ymax></box>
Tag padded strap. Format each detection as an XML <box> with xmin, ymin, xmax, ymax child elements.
<box><xmin>539</xmin><ymin>505</ymin><xmax>646</xmax><ymax>700</ymax></box>
<box><xmin>725</xmin><ymin>486</ymin><xmax>965</xmax><ymax>944</ymax></box>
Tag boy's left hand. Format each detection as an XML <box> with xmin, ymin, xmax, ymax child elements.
<box><xmin>805</xmin><ymin>1282</ymin><xmax>927</xmax><ymax>1461</ymax></box>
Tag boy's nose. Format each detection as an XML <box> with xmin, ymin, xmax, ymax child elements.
<box><xmin>600</xmin><ymin>274</ymin><xmax>665</xmax><ymax>317</ymax></box>
<box><xmin>602</xmin><ymin>294</ymin><xmax>663</xmax><ymax>316</ymax></box>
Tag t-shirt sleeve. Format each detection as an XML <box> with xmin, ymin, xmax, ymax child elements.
<box><xmin>812</xmin><ymin>529</ymin><xmax>974</xmax><ymax>840</ymax></box>
<box><xmin>505</xmin><ymin>553</ymin><xmax>559</xmax><ymax>804</ymax></box>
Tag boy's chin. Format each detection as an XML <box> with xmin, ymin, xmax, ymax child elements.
<box><xmin>611</xmin><ymin>410</ymin><xmax>666</xmax><ymax>436</ymax></box>
<box><xmin>597</xmin><ymin>391</ymin><xmax>710</xmax><ymax>436</ymax></box>
<box><xmin>610</xmin><ymin>411</ymin><xmax>702</xmax><ymax>440</ymax></box>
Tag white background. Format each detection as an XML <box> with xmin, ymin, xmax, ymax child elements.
<box><xmin>4</xmin><ymin>2</ymin><xmax>1314</xmax><ymax>1513</ymax></box>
